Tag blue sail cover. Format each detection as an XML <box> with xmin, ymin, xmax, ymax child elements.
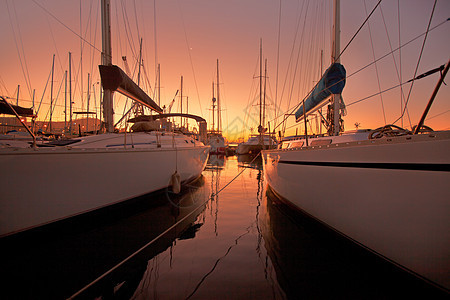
<box><xmin>295</xmin><ymin>63</ymin><xmax>346</xmax><ymax>122</ymax></box>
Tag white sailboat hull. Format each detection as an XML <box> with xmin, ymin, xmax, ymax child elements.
<box><xmin>262</xmin><ymin>131</ymin><xmax>450</xmax><ymax>290</ymax></box>
<box><xmin>0</xmin><ymin>134</ymin><xmax>209</xmax><ymax>238</ymax></box>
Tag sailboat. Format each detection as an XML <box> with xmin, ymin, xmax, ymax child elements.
<box><xmin>262</xmin><ymin>0</ymin><xmax>450</xmax><ymax>291</ymax></box>
<box><xmin>207</xmin><ymin>59</ymin><xmax>226</xmax><ymax>155</ymax></box>
<box><xmin>0</xmin><ymin>0</ymin><xmax>209</xmax><ymax>239</ymax></box>
<box><xmin>236</xmin><ymin>41</ymin><xmax>277</xmax><ymax>155</ymax></box>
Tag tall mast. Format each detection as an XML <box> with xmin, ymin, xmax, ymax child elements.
<box><xmin>216</xmin><ymin>59</ymin><xmax>220</xmax><ymax>132</ymax></box>
<box><xmin>101</xmin><ymin>0</ymin><xmax>114</xmax><ymax>132</ymax></box>
<box><xmin>137</xmin><ymin>38</ymin><xmax>142</xmax><ymax>86</ymax></box>
<box><xmin>259</xmin><ymin>39</ymin><xmax>263</xmax><ymax>130</ymax></box>
<box><xmin>212</xmin><ymin>81</ymin><xmax>215</xmax><ymax>132</ymax></box>
<box><xmin>332</xmin><ymin>0</ymin><xmax>341</xmax><ymax>136</ymax></box>
<box><xmin>180</xmin><ymin>75</ymin><xmax>183</xmax><ymax>127</ymax></box>
<box><xmin>50</xmin><ymin>54</ymin><xmax>55</xmax><ymax>132</ymax></box>
<box><xmin>64</xmin><ymin>70</ymin><xmax>67</xmax><ymax>131</ymax></box>
<box><xmin>69</xmin><ymin>52</ymin><xmax>73</xmax><ymax>134</ymax></box>
<box><xmin>136</xmin><ymin>38</ymin><xmax>143</xmax><ymax>116</ymax></box>
<box><xmin>263</xmin><ymin>58</ymin><xmax>267</xmax><ymax>131</ymax></box>
<box><xmin>157</xmin><ymin>64</ymin><xmax>161</xmax><ymax>106</ymax></box>
<box><xmin>87</xmin><ymin>73</ymin><xmax>90</xmax><ymax>133</ymax></box>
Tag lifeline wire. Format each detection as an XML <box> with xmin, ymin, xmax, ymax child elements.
<box><xmin>68</xmin><ymin>152</ymin><xmax>260</xmax><ymax>298</ymax></box>
<box><xmin>31</xmin><ymin>0</ymin><xmax>102</xmax><ymax>54</ymax></box>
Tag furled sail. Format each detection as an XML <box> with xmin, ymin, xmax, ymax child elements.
<box><xmin>295</xmin><ymin>63</ymin><xmax>346</xmax><ymax>122</ymax></box>
<box><xmin>0</xmin><ymin>98</ymin><xmax>34</xmax><ymax>117</ymax></box>
<box><xmin>99</xmin><ymin>65</ymin><xmax>163</xmax><ymax>113</ymax></box>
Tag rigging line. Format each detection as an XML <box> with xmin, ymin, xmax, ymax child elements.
<box><xmin>242</xmin><ymin>54</ymin><xmax>260</xmax><ymax>138</ymax></box>
<box><xmin>133</xmin><ymin>0</ymin><xmax>141</xmax><ymax>45</ymax></box>
<box><xmin>346</xmin><ymin>82</ymin><xmax>403</xmax><ymax>108</ymax></box>
<box><xmin>67</xmin><ymin>196</ymin><xmax>209</xmax><ymax>300</ymax></box>
<box><xmin>280</xmin><ymin>0</ymin><xmax>307</xmax><ymax>134</ymax></box>
<box><xmin>13</xmin><ymin>1</ymin><xmax>33</xmax><ymax>98</ymax></box>
<box><xmin>81</xmin><ymin>0</ymin><xmax>97</xmax><ymax>82</ymax></box>
<box><xmin>89</xmin><ymin>0</ymin><xmax>101</xmax><ymax>79</ymax></box>
<box><xmin>36</xmin><ymin>69</ymin><xmax>52</xmax><ymax>116</ymax></box>
<box><xmin>274</xmin><ymin>0</ymin><xmax>282</xmax><ymax>124</ymax></box>
<box><xmin>396</xmin><ymin>0</ymin><xmax>411</xmax><ymax>127</ymax></box>
<box><xmin>177</xmin><ymin>1</ymin><xmax>203</xmax><ymax>116</ymax></box>
<box><xmin>7</xmin><ymin>1</ymin><xmax>32</xmax><ymax>99</ymax></box>
<box><xmin>345</xmin><ymin>63</ymin><xmax>446</xmax><ymax>109</ymax></box>
<box><xmin>153</xmin><ymin>0</ymin><xmax>159</xmax><ymax>97</ymax></box>
<box><xmin>335</xmin><ymin>0</ymin><xmax>382</xmax><ymax>63</ymax></box>
<box><xmin>46</xmin><ymin>71</ymin><xmax>66</xmax><ymax>126</ymax></box>
<box><xmin>268</xmin><ymin>18</ymin><xmax>448</xmax><ymax>132</ymax></box>
<box><xmin>392</xmin><ymin>0</ymin><xmax>437</xmax><ymax>126</ymax></box>
<box><xmin>30</xmin><ymin>0</ymin><xmax>102</xmax><ymax>54</ymax></box>
<box><xmin>364</xmin><ymin>0</ymin><xmax>387</xmax><ymax>125</ymax></box>
<box><xmin>45</xmin><ymin>13</ymin><xmax>64</xmax><ymax>76</ymax></box>
<box><xmin>114</xmin><ymin>1</ymin><xmax>124</xmax><ymax>61</ymax></box>
<box><xmin>379</xmin><ymin>3</ymin><xmax>409</xmax><ymax>127</ymax></box>
<box><xmin>120</xmin><ymin>0</ymin><xmax>138</xmax><ymax>60</ymax></box>
<box><xmin>287</xmin><ymin>0</ymin><xmax>311</xmax><ymax>120</ymax></box>
<box><xmin>0</xmin><ymin>76</ymin><xmax>10</xmax><ymax>96</ymax></box>
<box><xmin>80</xmin><ymin>0</ymin><xmax>84</xmax><ymax>109</ymax></box>
<box><xmin>425</xmin><ymin>109</ymin><xmax>450</xmax><ymax>121</ymax></box>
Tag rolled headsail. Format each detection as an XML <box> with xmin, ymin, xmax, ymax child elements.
<box><xmin>295</xmin><ymin>63</ymin><xmax>346</xmax><ymax>122</ymax></box>
<box><xmin>99</xmin><ymin>65</ymin><xmax>163</xmax><ymax>113</ymax></box>
<box><xmin>0</xmin><ymin>98</ymin><xmax>34</xmax><ymax>117</ymax></box>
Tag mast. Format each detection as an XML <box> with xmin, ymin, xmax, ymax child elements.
<box><xmin>50</xmin><ymin>54</ymin><xmax>55</xmax><ymax>132</ymax></box>
<box><xmin>331</xmin><ymin>0</ymin><xmax>341</xmax><ymax>136</ymax></box>
<box><xmin>32</xmin><ymin>89</ymin><xmax>35</xmax><ymax>134</ymax></box>
<box><xmin>157</xmin><ymin>63</ymin><xmax>161</xmax><ymax>106</ymax></box>
<box><xmin>87</xmin><ymin>73</ymin><xmax>90</xmax><ymax>133</ymax></box>
<box><xmin>259</xmin><ymin>39</ymin><xmax>263</xmax><ymax>132</ymax></box>
<box><xmin>212</xmin><ymin>81</ymin><xmax>215</xmax><ymax>132</ymax></box>
<box><xmin>263</xmin><ymin>58</ymin><xmax>267</xmax><ymax>132</ymax></box>
<box><xmin>135</xmin><ymin>38</ymin><xmax>143</xmax><ymax>116</ymax></box>
<box><xmin>64</xmin><ymin>70</ymin><xmax>67</xmax><ymax>131</ymax></box>
<box><xmin>69</xmin><ymin>52</ymin><xmax>73</xmax><ymax>134</ymax></box>
<box><xmin>180</xmin><ymin>75</ymin><xmax>183</xmax><ymax>127</ymax></box>
<box><xmin>216</xmin><ymin>59</ymin><xmax>220</xmax><ymax>132</ymax></box>
<box><xmin>101</xmin><ymin>0</ymin><xmax>114</xmax><ymax>133</ymax></box>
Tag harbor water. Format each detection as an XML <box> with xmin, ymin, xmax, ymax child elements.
<box><xmin>1</xmin><ymin>155</ymin><xmax>447</xmax><ymax>299</ymax></box>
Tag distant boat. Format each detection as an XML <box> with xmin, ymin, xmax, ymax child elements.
<box><xmin>225</xmin><ymin>142</ymin><xmax>238</xmax><ymax>156</ymax></box>
<box><xmin>237</xmin><ymin>40</ymin><xmax>277</xmax><ymax>155</ymax></box>
<box><xmin>207</xmin><ymin>59</ymin><xmax>226</xmax><ymax>155</ymax></box>
<box><xmin>0</xmin><ymin>0</ymin><xmax>209</xmax><ymax>239</ymax></box>
<box><xmin>262</xmin><ymin>0</ymin><xmax>450</xmax><ymax>291</ymax></box>
<box><xmin>236</xmin><ymin>134</ymin><xmax>277</xmax><ymax>155</ymax></box>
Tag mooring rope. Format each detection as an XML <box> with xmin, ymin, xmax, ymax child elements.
<box><xmin>68</xmin><ymin>152</ymin><xmax>261</xmax><ymax>299</ymax></box>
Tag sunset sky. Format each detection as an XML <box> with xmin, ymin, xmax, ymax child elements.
<box><xmin>1</xmin><ymin>0</ymin><xmax>449</xmax><ymax>141</ymax></box>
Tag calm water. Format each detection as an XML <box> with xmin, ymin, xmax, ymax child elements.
<box><xmin>1</xmin><ymin>155</ymin><xmax>447</xmax><ymax>299</ymax></box>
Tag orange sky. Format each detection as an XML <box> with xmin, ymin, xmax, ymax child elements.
<box><xmin>1</xmin><ymin>0</ymin><xmax>449</xmax><ymax>141</ymax></box>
